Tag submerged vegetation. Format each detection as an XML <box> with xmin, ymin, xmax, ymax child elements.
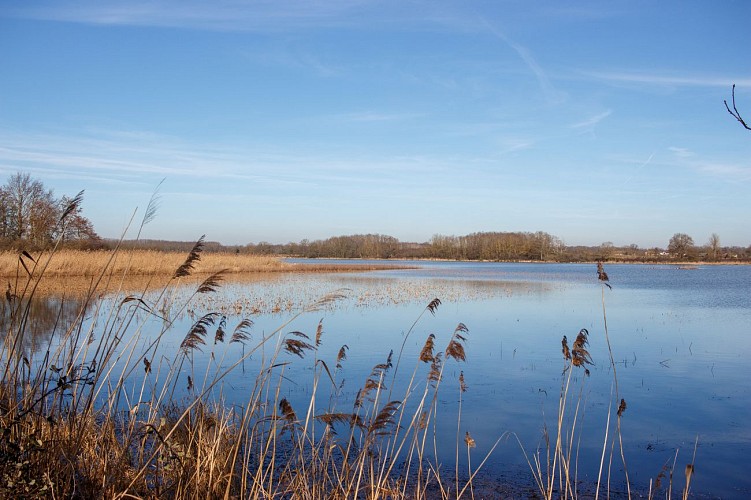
<box><xmin>0</xmin><ymin>195</ymin><xmax>700</xmax><ymax>498</ymax></box>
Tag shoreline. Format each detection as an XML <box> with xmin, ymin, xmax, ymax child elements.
<box><xmin>3</xmin><ymin>250</ymin><xmax>747</xmax><ymax>297</ymax></box>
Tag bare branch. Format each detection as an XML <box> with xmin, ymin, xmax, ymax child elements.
<box><xmin>724</xmin><ymin>84</ymin><xmax>751</xmax><ymax>131</ymax></box>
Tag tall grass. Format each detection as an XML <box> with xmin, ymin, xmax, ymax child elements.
<box><xmin>0</xmin><ymin>202</ymin><xmax>497</xmax><ymax>498</ymax></box>
<box><xmin>522</xmin><ymin>262</ymin><xmax>697</xmax><ymax>500</ymax></box>
<box><xmin>0</xmin><ymin>196</ymin><xmax>699</xmax><ymax>498</ymax></box>
<box><xmin>0</xmin><ymin>248</ymin><xmax>287</xmax><ymax>277</ymax></box>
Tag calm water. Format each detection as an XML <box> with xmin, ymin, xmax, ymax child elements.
<box><xmin>25</xmin><ymin>262</ymin><xmax>751</xmax><ymax>497</ymax></box>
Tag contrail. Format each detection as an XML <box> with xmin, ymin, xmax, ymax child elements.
<box><xmin>623</xmin><ymin>152</ymin><xmax>654</xmax><ymax>186</ymax></box>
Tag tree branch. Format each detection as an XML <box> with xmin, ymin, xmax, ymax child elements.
<box><xmin>724</xmin><ymin>84</ymin><xmax>751</xmax><ymax>131</ymax></box>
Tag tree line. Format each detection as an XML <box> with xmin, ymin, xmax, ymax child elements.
<box><xmin>243</xmin><ymin>231</ymin><xmax>751</xmax><ymax>263</ymax></box>
<box><xmin>0</xmin><ymin>173</ymin><xmax>101</xmax><ymax>250</ymax></box>
<box><xmin>3</xmin><ymin>172</ymin><xmax>748</xmax><ymax>262</ymax></box>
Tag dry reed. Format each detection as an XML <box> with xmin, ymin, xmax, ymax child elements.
<box><xmin>0</xmin><ymin>206</ymin><xmax>699</xmax><ymax>499</ymax></box>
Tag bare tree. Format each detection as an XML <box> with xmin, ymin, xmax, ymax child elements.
<box><xmin>668</xmin><ymin>233</ymin><xmax>695</xmax><ymax>259</ymax></box>
<box><xmin>707</xmin><ymin>233</ymin><xmax>721</xmax><ymax>261</ymax></box>
<box><xmin>0</xmin><ymin>173</ymin><xmax>99</xmax><ymax>249</ymax></box>
<box><xmin>725</xmin><ymin>84</ymin><xmax>750</xmax><ymax>131</ymax></box>
<box><xmin>1</xmin><ymin>172</ymin><xmax>57</xmax><ymax>245</ymax></box>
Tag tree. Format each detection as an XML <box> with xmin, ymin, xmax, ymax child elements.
<box><xmin>56</xmin><ymin>194</ymin><xmax>101</xmax><ymax>246</ymax></box>
<box><xmin>0</xmin><ymin>173</ymin><xmax>99</xmax><ymax>249</ymax></box>
<box><xmin>667</xmin><ymin>233</ymin><xmax>695</xmax><ymax>258</ymax></box>
<box><xmin>600</xmin><ymin>241</ymin><xmax>615</xmax><ymax>259</ymax></box>
<box><xmin>707</xmin><ymin>233</ymin><xmax>721</xmax><ymax>261</ymax></box>
<box><xmin>0</xmin><ymin>172</ymin><xmax>57</xmax><ymax>245</ymax></box>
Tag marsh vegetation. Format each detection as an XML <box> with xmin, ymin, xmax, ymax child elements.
<box><xmin>1</xmin><ymin>198</ymin><xmax>745</xmax><ymax>499</ymax></box>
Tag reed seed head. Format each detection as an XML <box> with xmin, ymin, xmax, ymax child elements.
<box><xmin>336</xmin><ymin>344</ymin><xmax>349</xmax><ymax>369</ymax></box>
<box><xmin>597</xmin><ymin>262</ymin><xmax>612</xmax><ymax>289</ymax></box>
<box><xmin>174</xmin><ymin>235</ymin><xmax>205</xmax><ymax>278</ymax></box>
<box><xmin>283</xmin><ymin>331</ymin><xmax>315</xmax><ymax>358</ymax></box>
<box><xmin>617</xmin><ymin>398</ymin><xmax>627</xmax><ymax>417</ymax></box>
<box><xmin>446</xmin><ymin>323</ymin><xmax>469</xmax><ymax>362</ymax></box>
<box><xmin>571</xmin><ymin>328</ymin><xmax>593</xmax><ymax>368</ymax></box>
<box><xmin>426</xmin><ymin>298</ymin><xmax>442</xmax><ymax>316</ymax></box>
<box><xmin>459</xmin><ymin>371</ymin><xmax>468</xmax><ymax>392</ymax></box>
<box><xmin>464</xmin><ymin>431</ymin><xmax>476</xmax><ymax>448</ymax></box>
<box><xmin>230</xmin><ymin>319</ymin><xmax>253</xmax><ymax>344</ymax></box>
<box><xmin>419</xmin><ymin>334</ymin><xmax>436</xmax><ymax>363</ymax></box>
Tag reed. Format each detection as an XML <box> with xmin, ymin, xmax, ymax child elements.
<box><xmin>0</xmin><ymin>198</ymin><xmax>700</xmax><ymax>499</ymax></box>
<box><xmin>0</xmin><ymin>207</ymin><xmax>493</xmax><ymax>499</ymax></box>
<box><xmin>522</xmin><ymin>262</ymin><xmax>697</xmax><ymax>500</ymax></box>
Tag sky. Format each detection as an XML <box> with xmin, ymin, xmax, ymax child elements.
<box><xmin>1</xmin><ymin>1</ymin><xmax>750</xmax><ymax>248</ymax></box>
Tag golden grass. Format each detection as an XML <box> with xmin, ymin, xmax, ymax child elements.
<box><xmin>0</xmin><ymin>250</ymin><xmax>410</xmax><ymax>296</ymax></box>
<box><xmin>1</xmin><ymin>242</ymin><xmax>698</xmax><ymax>499</ymax></box>
<box><xmin>0</xmin><ymin>249</ymin><xmax>288</xmax><ymax>277</ymax></box>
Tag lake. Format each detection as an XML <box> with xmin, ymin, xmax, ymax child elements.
<box><xmin>12</xmin><ymin>261</ymin><xmax>751</xmax><ymax>498</ymax></box>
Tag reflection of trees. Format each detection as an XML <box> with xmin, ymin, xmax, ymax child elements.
<box><xmin>1</xmin><ymin>295</ymin><xmax>86</xmax><ymax>357</ymax></box>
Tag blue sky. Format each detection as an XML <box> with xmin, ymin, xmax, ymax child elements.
<box><xmin>1</xmin><ymin>1</ymin><xmax>750</xmax><ymax>248</ymax></box>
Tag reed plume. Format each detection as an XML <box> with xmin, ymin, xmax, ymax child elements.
<box><xmin>213</xmin><ymin>316</ymin><xmax>227</xmax><ymax>344</ymax></box>
<box><xmin>316</xmin><ymin>412</ymin><xmax>365</xmax><ymax>433</ymax></box>
<box><xmin>617</xmin><ymin>398</ymin><xmax>627</xmax><ymax>417</ymax></box>
<box><xmin>369</xmin><ymin>400</ymin><xmax>401</xmax><ymax>436</ymax></box>
<box><xmin>279</xmin><ymin>398</ymin><xmax>298</xmax><ymax>434</ymax></box>
<box><xmin>315</xmin><ymin>319</ymin><xmax>324</xmax><ymax>347</ymax></box>
<box><xmin>283</xmin><ymin>331</ymin><xmax>315</xmax><ymax>358</ymax></box>
<box><xmin>446</xmin><ymin>323</ymin><xmax>469</xmax><ymax>362</ymax></box>
<box><xmin>180</xmin><ymin>312</ymin><xmax>220</xmax><ymax>352</ymax></box>
<box><xmin>426</xmin><ymin>297</ymin><xmax>441</xmax><ymax>315</ymax></box>
<box><xmin>336</xmin><ymin>344</ymin><xmax>349</xmax><ymax>369</ymax></box>
<box><xmin>597</xmin><ymin>261</ymin><xmax>612</xmax><ymax>289</ymax></box>
<box><xmin>571</xmin><ymin>328</ymin><xmax>593</xmax><ymax>368</ymax></box>
<box><xmin>464</xmin><ymin>431</ymin><xmax>476</xmax><ymax>448</ymax></box>
<box><xmin>229</xmin><ymin>319</ymin><xmax>253</xmax><ymax>344</ymax></box>
<box><xmin>419</xmin><ymin>334</ymin><xmax>436</xmax><ymax>363</ymax></box>
<box><xmin>59</xmin><ymin>190</ymin><xmax>84</xmax><ymax>223</ymax></box>
<box><xmin>428</xmin><ymin>353</ymin><xmax>442</xmax><ymax>384</ymax></box>
<box><xmin>173</xmin><ymin>235</ymin><xmax>205</xmax><ymax>278</ymax></box>
<box><xmin>196</xmin><ymin>270</ymin><xmax>225</xmax><ymax>294</ymax></box>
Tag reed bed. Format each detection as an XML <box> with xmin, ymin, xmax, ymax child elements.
<box><xmin>0</xmin><ymin>223</ymin><xmax>496</xmax><ymax>498</ymax></box>
<box><xmin>0</xmin><ymin>249</ymin><xmax>409</xmax><ymax>296</ymax></box>
<box><xmin>0</xmin><ymin>249</ymin><xmax>286</xmax><ymax>277</ymax></box>
<box><xmin>0</xmin><ymin>198</ymin><xmax>698</xmax><ymax>498</ymax></box>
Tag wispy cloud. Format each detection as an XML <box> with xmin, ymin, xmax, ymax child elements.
<box><xmin>475</xmin><ymin>19</ymin><xmax>566</xmax><ymax>105</ymax></box>
<box><xmin>331</xmin><ymin>111</ymin><xmax>423</xmax><ymax>123</ymax></box>
<box><xmin>0</xmin><ymin>127</ymin><xmax>500</xmax><ymax>194</ymax></box>
<box><xmin>698</xmin><ymin>162</ymin><xmax>751</xmax><ymax>182</ymax></box>
<box><xmin>663</xmin><ymin>146</ymin><xmax>751</xmax><ymax>183</ymax></box>
<box><xmin>668</xmin><ymin>146</ymin><xmax>695</xmax><ymax>158</ymax></box>
<box><xmin>583</xmin><ymin>70</ymin><xmax>751</xmax><ymax>88</ymax></box>
<box><xmin>2</xmin><ymin>0</ymin><xmax>369</xmax><ymax>31</ymax></box>
<box><xmin>569</xmin><ymin>110</ymin><xmax>612</xmax><ymax>129</ymax></box>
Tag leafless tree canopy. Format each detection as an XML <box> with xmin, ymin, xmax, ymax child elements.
<box><xmin>0</xmin><ymin>172</ymin><xmax>100</xmax><ymax>249</ymax></box>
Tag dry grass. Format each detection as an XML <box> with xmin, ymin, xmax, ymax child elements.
<box><xmin>0</xmin><ymin>236</ymin><xmax>698</xmax><ymax>499</ymax></box>
<box><xmin>0</xmin><ymin>249</ymin><xmax>286</xmax><ymax>278</ymax></box>
<box><xmin>0</xmin><ymin>249</ymin><xmax>410</xmax><ymax>296</ymax></box>
<box><xmin>1</xmin><ymin>235</ymin><xmax>495</xmax><ymax>499</ymax></box>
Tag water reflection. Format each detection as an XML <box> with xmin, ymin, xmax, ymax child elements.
<box><xmin>0</xmin><ymin>294</ymin><xmax>86</xmax><ymax>357</ymax></box>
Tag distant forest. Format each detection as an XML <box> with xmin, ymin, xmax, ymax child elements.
<box><xmin>116</xmin><ymin>232</ymin><xmax>751</xmax><ymax>263</ymax></box>
<box><xmin>2</xmin><ymin>173</ymin><xmax>748</xmax><ymax>263</ymax></box>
